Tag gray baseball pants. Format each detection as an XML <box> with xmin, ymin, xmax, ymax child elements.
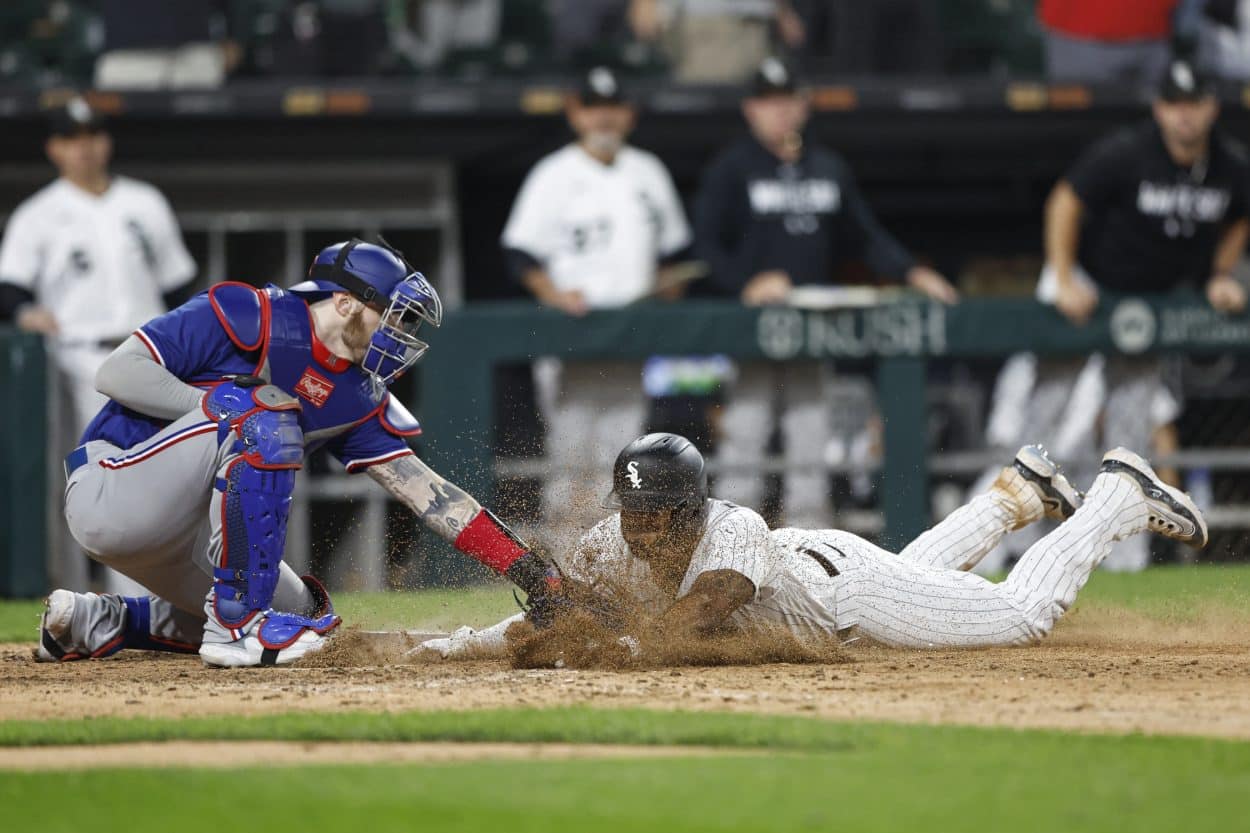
<box><xmin>58</xmin><ymin>408</ymin><xmax>316</xmax><ymax>655</ymax></box>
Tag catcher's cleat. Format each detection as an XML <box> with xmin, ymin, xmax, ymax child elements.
<box><xmin>1013</xmin><ymin>444</ymin><xmax>1082</xmax><ymax>521</ymax></box>
<box><xmin>1100</xmin><ymin>448</ymin><xmax>1208</xmax><ymax>548</ymax></box>
<box><xmin>34</xmin><ymin>589</ymin><xmax>83</xmax><ymax>662</ymax></box>
<box><xmin>199</xmin><ymin>576</ymin><xmax>340</xmax><ymax>668</ymax></box>
<box><xmin>199</xmin><ymin>610</ymin><xmax>339</xmax><ymax>668</ymax></box>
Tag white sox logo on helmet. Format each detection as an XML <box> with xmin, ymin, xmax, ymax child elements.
<box><xmin>626</xmin><ymin>460</ymin><xmax>643</xmax><ymax>489</ymax></box>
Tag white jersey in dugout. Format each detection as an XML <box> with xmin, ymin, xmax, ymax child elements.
<box><xmin>501</xmin><ymin>143</ymin><xmax>691</xmax><ymax>307</ymax></box>
<box><xmin>0</xmin><ymin>176</ymin><xmax>196</xmax><ymax>342</ymax></box>
<box><xmin>562</xmin><ymin>500</ymin><xmax>844</xmax><ymax>640</ymax></box>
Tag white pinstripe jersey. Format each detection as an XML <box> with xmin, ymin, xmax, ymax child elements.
<box><xmin>0</xmin><ymin>176</ymin><xmax>195</xmax><ymax>341</ymax></box>
<box><xmin>563</xmin><ymin>500</ymin><xmax>843</xmax><ymax>639</ymax></box>
<box><xmin>501</xmin><ymin>144</ymin><xmax>691</xmax><ymax>307</ymax></box>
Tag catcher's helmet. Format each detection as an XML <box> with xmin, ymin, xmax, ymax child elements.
<box><xmin>605</xmin><ymin>432</ymin><xmax>708</xmax><ymax>513</ymax></box>
<box><xmin>292</xmin><ymin>239</ymin><xmax>435</xmax><ymax>309</ymax></box>
<box><xmin>290</xmin><ymin>239</ymin><xmax>443</xmax><ymax>387</ymax></box>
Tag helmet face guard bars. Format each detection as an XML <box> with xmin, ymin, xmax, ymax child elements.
<box><xmin>361</xmin><ymin>272</ymin><xmax>443</xmax><ymax>387</ymax></box>
<box><xmin>305</xmin><ymin>237</ymin><xmax>445</xmax><ymax>388</ymax></box>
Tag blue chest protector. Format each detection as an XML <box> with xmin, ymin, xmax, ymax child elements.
<box><xmin>263</xmin><ymin>289</ymin><xmax>386</xmax><ymax>444</ymax></box>
<box><xmin>209</xmin><ymin>282</ymin><xmax>421</xmax><ymax>455</ymax></box>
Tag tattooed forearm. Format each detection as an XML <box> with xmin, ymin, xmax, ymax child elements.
<box><xmin>368</xmin><ymin>454</ymin><xmax>482</xmax><ymax>542</ymax></box>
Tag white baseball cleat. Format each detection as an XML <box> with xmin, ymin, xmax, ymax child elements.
<box><xmin>1100</xmin><ymin>447</ymin><xmax>1208</xmax><ymax>548</ymax></box>
<box><xmin>1013</xmin><ymin>444</ymin><xmax>1082</xmax><ymax>521</ymax></box>
<box><xmin>34</xmin><ymin>589</ymin><xmax>78</xmax><ymax>662</ymax></box>
<box><xmin>200</xmin><ymin>575</ymin><xmax>341</xmax><ymax>668</ymax></box>
<box><xmin>199</xmin><ymin>612</ymin><xmax>339</xmax><ymax>668</ymax></box>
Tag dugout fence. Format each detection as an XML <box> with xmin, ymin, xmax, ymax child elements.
<box><xmin>4</xmin><ymin>293</ymin><xmax>1250</xmax><ymax>595</ymax></box>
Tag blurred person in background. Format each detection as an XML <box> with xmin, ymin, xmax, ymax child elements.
<box><xmin>388</xmin><ymin>0</ymin><xmax>499</xmax><ymax>71</ymax></box>
<box><xmin>500</xmin><ymin>66</ymin><xmax>693</xmax><ymax>553</ymax></box>
<box><xmin>625</xmin><ymin>0</ymin><xmax>788</xmax><ymax>82</ymax></box>
<box><xmin>0</xmin><ymin>97</ymin><xmax>197</xmax><ymax>592</ymax></box>
<box><xmin>783</xmin><ymin>0</ymin><xmax>945</xmax><ymax>76</ymax></box>
<box><xmin>239</xmin><ymin>0</ymin><xmax>390</xmax><ymax>77</ymax></box>
<box><xmin>1038</xmin><ymin>0</ymin><xmax>1179</xmax><ymax>83</ymax></box>
<box><xmin>694</xmin><ymin>58</ymin><xmax>958</xmax><ymax>528</ymax></box>
<box><xmin>976</xmin><ymin>57</ymin><xmax>1249</xmax><ymax>573</ymax></box>
<box><xmin>94</xmin><ymin>0</ymin><xmax>240</xmax><ymax>89</ymax></box>
<box><xmin>1184</xmin><ymin>0</ymin><xmax>1250</xmax><ymax>80</ymax></box>
<box><xmin>549</xmin><ymin>0</ymin><xmax>643</xmax><ymax>64</ymax></box>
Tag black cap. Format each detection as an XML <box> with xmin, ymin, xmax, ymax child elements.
<box><xmin>576</xmin><ymin>66</ymin><xmax>628</xmax><ymax>106</ymax></box>
<box><xmin>749</xmin><ymin>57</ymin><xmax>799</xmax><ymax>98</ymax></box>
<box><xmin>48</xmin><ymin>97</ymin><xmax>105</xmax><ymax>138</ymax></box>
<box><xmin>1158</xmin><ymin>58</ymin><xmax>1215</xmax><ymax>102</ymax></box>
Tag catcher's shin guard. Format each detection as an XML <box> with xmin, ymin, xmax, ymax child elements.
<box><xmin>211</xmin><ymin>458</ymin><xmax>297</xmax><ymax>621</ymax></box>
<box><xmin>205</xmin><ymin>379</ymin><xmax>303</xmax><ymax>622</ymax></box>
<box><xmin>200</xmin><ymin>380</ymin><xmax>340</xmax><ymax>666</ymax></box>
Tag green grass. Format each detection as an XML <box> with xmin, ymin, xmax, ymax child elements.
<box><xmin>2</xmin><ymin>705</ymin><xmax>1247</xmax><ymax>751</ymax></box>
<box><xmin>334</xmin><ymin>583</ymin><xmax>518</xmax><ymax>632</ymax></box>
<box><xmin>0</xmin><ymin>707</ymin><xmax>850</xmax><ymax>749</ymax></box>
<box><xmin>1070</xmin><ymin>563</ymin><xmax>1250</xmax><ymax>621</ymax></box>
<box><xmin>3</xmin><ymin>711</ymin><xmax>1248</xmax><ymax>833</ymax></box>
<box><xmin>0</xmin><ymin>598</ymin><xmax>41</xmax><ymax>643</ymax></box>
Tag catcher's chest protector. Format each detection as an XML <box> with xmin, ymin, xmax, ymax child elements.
<box><xmin>210</xmin><ymin>282</ymin><xmax>421</xmax><ymax>450</ymax></box>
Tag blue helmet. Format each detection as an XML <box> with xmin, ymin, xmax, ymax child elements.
<box><xmin>290</xmin><ymin>239</ymin><xmax>443</xmax><ymax>387</ymax></box>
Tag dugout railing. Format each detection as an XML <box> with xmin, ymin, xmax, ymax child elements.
<box><xmin>4</xmin><ymin>293</ymin><xmax>1250</xmax><ymax>595</ymax></box>
<box><xmin>414</xmin><ymin>295</ymin><xmax>1250</xmax><ymax>581</ymax></box>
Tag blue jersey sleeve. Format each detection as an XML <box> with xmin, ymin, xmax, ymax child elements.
<box><xmin>135</xmin><ymin>291</ymin><xmax>252</xmax><ymax>381</ymax></box>
<box><xmin>327</xmin><ymin>395</ymin><xmax>422</xmax><ymax>473</ymax></box>
<box><xmin>325</xmin><ymin>416</ymin><xmax>416</xmax><ymax>473</ymax></box>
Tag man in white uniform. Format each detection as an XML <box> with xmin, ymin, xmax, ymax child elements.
<box><xmin>420</xmin><ymin>432</ymin><xmax>1205</xmax><ymax>656</ymax></box>
<box><xmin>0</xmin><ymin>97</ymin><xmax>197</xmax><ymax>591</ymax></box>
<box><xmin>501</xmin><ymin>67</ymin><xmax>693</xmax><ymax>553</ymax></box>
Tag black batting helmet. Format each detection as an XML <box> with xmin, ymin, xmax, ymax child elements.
<box><xmin>605</xmin><ymin>433</ymin><xmax>708</xmax><ymax>512</ymax></box>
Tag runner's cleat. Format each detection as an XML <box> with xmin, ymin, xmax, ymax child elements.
<box><xmin>1100</xmin><ymin>447</ymin><xmax>1208</xmax><ymax>548</ymax></box>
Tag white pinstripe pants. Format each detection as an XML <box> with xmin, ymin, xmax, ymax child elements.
<box><xmin>821</xmin><ymin>473</ymin><xmax>1147</xmax><ymax>647</ymax></box>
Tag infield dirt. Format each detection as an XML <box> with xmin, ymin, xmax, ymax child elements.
<box><xmin>4</xmin><ymin>604</ymin><xmax>1249</xmax><ymax>740</ymax></box>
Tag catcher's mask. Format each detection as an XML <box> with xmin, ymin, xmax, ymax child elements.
<box><xmin>291</xmin><ymin>238</ymin><xmax>443</xmax><ymax>388</ymax></box>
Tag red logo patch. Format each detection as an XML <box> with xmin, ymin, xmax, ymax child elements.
<box><xmin>294</xmin><ymin>367</ymin><xmax>335</xmax><ymax>407</ymax></box>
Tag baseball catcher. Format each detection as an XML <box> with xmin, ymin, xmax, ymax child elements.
<box><xmin>37</xmin><ymin>239</ymin><xmax>563</xmax><ymax>667</ymax></box>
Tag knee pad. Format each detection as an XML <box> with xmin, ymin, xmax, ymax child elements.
<box><xmin>205</xmin><ymin>379</ymin><xmax>304</xmax><ymax>468</ymax></box>
<box><xmin>207</xmin><ymin>379</ymin><xmax>305</xmax><ymax>623</ymax></box>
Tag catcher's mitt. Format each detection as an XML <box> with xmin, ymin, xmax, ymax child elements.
<box><xmin>514</xmin><ymin>558</ymin><xmax>629</xmax><ymax>631</ymax></box>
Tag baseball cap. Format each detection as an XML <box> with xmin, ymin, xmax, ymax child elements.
<box><xmin>1158</xmin><ymin>58</ymin><xmax>1215</xmax><ymax>102</ymax></box>
<box><xmin>749</xmin><ymin>57</ymin><xmax>799</xmax><ymax>98</ymax></box>
<box><xmin>48</xmin><ymin>97</ymin><xmax>105</xmax><ymax>138</ymax></box>
<box><xmin>576</xmin><ymin>66</ymin><xmax>628</xmax><ymax>106</ymax></box>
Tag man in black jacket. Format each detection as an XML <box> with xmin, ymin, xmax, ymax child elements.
<box><xmin>978</xmin><ymin>57</ymin><xmax>1250</xmax><ymax>573</ymax></box>
<box><xmin>694</xmin><ymin>57</ymin><xmax>957</xmax><ymax>526</ymax></box>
